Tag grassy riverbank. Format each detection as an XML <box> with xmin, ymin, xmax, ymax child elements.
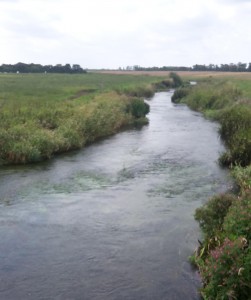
<box><xmin>172</xmin><ymin>75</ymin><xmax>251</xmax><ymax>299</ymax></box>
<box><xmin>0</xmin><ymin>72</ymin><xmax>170</xmax><ymax>165</ymax></box>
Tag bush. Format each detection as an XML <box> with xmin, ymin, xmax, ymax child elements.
<box><xmin>200</xmin><ymin>237</ymin><xmax>251</xmax><ymax>300</ymax></box>
<box><xmin>182</xmin><ymin>81</ymin><xmax>241</xmax><ymax>112</ymax></box>
<box><xmin>232</xmin><ymin>165</ymin><xmax>251</xmax><ymax>191</ymax></box>
<box><xmin>0</xmin><ymin>88</ymin><xmax>151</xmax><ymax>165</ymax></box>
<box><xmin>194</xmin><ymin>194</ymin><xmax>235</xmax><ymax>237</ymax></box>
<box><xmin>218</xmin><ymin>106</ymin><xmax>251</xmax><ymax>166</ymax></box>
<box><xmin>186</xmin><ymin>78</ymin><xmax>251</xmax><ymax>299</ymax></box>
<box><xmin>180</xmin><ymin>80</ymin><xmax>251</xmax><ymax>167</ymax></box>
<box><xmin>219</xmin><ymin>106</ymin><xmax>251</xmax><ymax>144</ymax></box>
<box><xmin>224</xmin><ymin>195</ymin><xmax>251</xmax><ymax>240</ymax></box>
<box><xmin>169</xmin><ymin>72</ymin><xmax>183</xmax><ymax>87</ymax></box>
<box><xmin>193</xmin><ymin>190</ymin><xmax>251</xmax><ymax>299</ymax></box>
<box><xmin>128</xmin><ymin>98</ymin><xmax>150</xmax><ymax>118</ymax></box>
<box><xmin>171</xmin><ymin>87</ymin><xmax>190</xmax><ymax>103</ymax></box>
<box><xmin>121</xmin><ymin>85</ymin><xmax>154</xmax><ymax>98</ymax></box>
<box><xmin>153</xmin><ymin>80</ymin><xmax>172</xmax><ymax>90</ymax></box>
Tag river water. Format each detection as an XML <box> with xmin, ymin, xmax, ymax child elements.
<box><xmin>0</xmin><ymin>92</ymin><xmax>231</xmax><ymax>300</ymax></box>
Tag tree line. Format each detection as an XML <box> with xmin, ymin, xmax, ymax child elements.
<box><xmin>0</xmin><ymin>63</ymin><xmax>87</xmax><ymax>74</ymax></box>
<box><xmin>125</xmin><ymin>62</ymin><xmax>251</xmax><ymax>72</ymax></box>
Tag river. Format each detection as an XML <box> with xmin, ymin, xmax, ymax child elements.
<box><xmin>0</xmin><ymin>91</ymin><xmax>231</xmax><ymax>300</ymax></box>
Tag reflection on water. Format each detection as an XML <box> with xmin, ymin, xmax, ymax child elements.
<box><xmin>0</xmin><ymin>92</ymin><xmax>231</xmax><ymax>300</ymax></box>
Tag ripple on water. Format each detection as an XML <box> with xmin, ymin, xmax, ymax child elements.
<box><xmin>0</xmin><ymin>92</ymin><xmax>231</xmax><ymax>300</ymax></box>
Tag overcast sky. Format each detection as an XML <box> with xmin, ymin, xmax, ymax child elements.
<box><xmin>0</xmin><ymin>0</ymin><xmax>251</xmax><ymax>69</ymax></box>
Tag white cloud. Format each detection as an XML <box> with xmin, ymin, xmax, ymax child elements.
<box><xmin>0</xmin><ymin>0</ymin><xmax>251</xmax><ymax>68</ymax></box>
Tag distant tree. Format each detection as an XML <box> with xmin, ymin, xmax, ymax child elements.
<box><xmin>29</xmin><ymin>63</ymin><xmax>43</xmax><ymax>73</ymax></box>
<box><xmin>208</xmin><ymin>64</ymin><xmax>216</xmax><ymax>70</ymax></box>
<box><xmin>193</xmin><ymin>64</ymin><xmax>207</xmax><ymax>71</ymax></box>
<box><xmin>237</xmin><ymin>62</ymin><xmax>247</xmax><ymax>72</ymax></box>
<box><xmin>228</xmin><ymin>63</ymin><xmax>237</xmax><ymax>72</ymax></box>
<box><xmin>72</xmin><ymin>64</ymin><xmax>86</xmax><ymax>73</ymax></box>
<box><xmin>133</xmin><ymin>65</ymin><xmax>141</xmax><ymax>71</ymax></box>
<box><xmin>64</xmin><ymin>63</ymin><xmax>72</xmax><ymax>73</ymax></box>
<box><xmin>248</xmin><ymin>63</ymin><xmax>251</xmax><ymax>72</ymax></box>
<box><xmin>44</xmin><ymin>65</ymin><xmax>53</xmax><ymax>73</ymax></box>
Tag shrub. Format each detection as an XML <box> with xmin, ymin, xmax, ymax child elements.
<box><xmin>194</xmin><ymin>194</ymin><xmax>236</xmax><ymax>237</ymax></box>
<box><xmin>121</xmin><ymin>85</ymin><xmax>154</xmax><ymax>98</ymax></box>
<box><xmin>6</xmin><ymin>142</ymin><xmax>40</xmax><ymax>164</ymax></box>
<box><xmin>153</xmin><ymin>79</ymin><xmax>172</xmax><ymax>90</ymax></box>
<box><xmin>169</xmin><ymin>72</ymin><xmax>183</xmax><ymax>87</ymax></box>
<box><xmin>232</xmin><ymin>165</ymin><xmax>251</xmax><ymax>191</ymax></box>
<box><xmin>200</xmin><ymin>237</ymin><xmax>251</xmax><ymax>300</ymax></box>
<box><xmin>219</xmin><ymin>151</ymin><xmax>233</xmax><ymax>167</ymax></box>
<box><xmin>187</xmin><ymin>78</ymin><xmax>251</xmax><ymax>299</ymax></box>
<box><xmin>182</xmin><ymin>81</ymin><xmax>241</xmax><ymax>112</ymax></box>
<box><xmin>56</xmin><ymin>120</ymin><xmax>86</xmax><ymax>151</ymax></box>
<box><xmin>219</xmin><ymin>105</ymin><xmax>251</xmax><ymax>144</ymax></box>
<box><xmin>171</xmin><ymin>87</ymin><xmax>190</xmax><ymax>103</ymax></box>
<box><xmin>128</xmin><ymin>98</ymin><xmax>150</xmax><ymax>118</ymax></box>
<box><xmin>224</xmin><ymin>195</ymin><xmax>251</xmax><ymax>240</ymax></box>
<box><xmin>218</xmin><ymin>106</ymin><xmax>251</xmax><ymax>166</ymax></box>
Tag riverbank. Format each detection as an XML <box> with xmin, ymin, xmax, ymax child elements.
<box><xmin>0</xmin><ymin>90</ymin><xmax>225</xmax><ymax>299</ymax></box>
<box><xmin>172</xmin><ymin>76</ymin><xmax>251</xmax><ymax>299</ymax></box>
<box><xmin>0</xmin><ymin>73</ymin><xmax>173</xmax><ymax>165</ymax></box>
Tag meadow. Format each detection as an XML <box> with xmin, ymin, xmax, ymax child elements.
<box><xmin>0</xmin><ymin>72</ymin><xmax>166</xmax><ymax>165</ymax></box>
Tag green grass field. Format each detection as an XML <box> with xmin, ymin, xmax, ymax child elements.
<box><xmin>0</xmin><ymin>72</ymin><xmax>165</xmax><ymax>103</ymax></box>
<box><xmin>0</xmin><ymin>72</ymin><xmax>165</xmax><ymax>165</ymax></box>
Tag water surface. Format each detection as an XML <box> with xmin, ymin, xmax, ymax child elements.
<box><xmin>0</xmin><ymin>92</ymin><xmax>231</xmax><ymax>300</ymax></box>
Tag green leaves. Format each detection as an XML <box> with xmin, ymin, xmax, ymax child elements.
<box><xmin>195</xmin><ymin>194</ymin><xmax>235</xmax><ymax>237</ymax></box>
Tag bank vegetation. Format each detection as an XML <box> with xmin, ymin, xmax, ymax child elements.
<box><xmin>172</xmin><ymin>75</ymin><xmax>251</xmax><ymax>299</ymax></box>
<box><xmin>0</xmin><ymin>72</ymin><xmax>176</xmax><ymax>165</ymax></box>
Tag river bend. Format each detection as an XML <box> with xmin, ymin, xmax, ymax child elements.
<box><xmin>0</xmin><ymin>91</ymin><xmax>231</xmax><ymax>300</ymax></box>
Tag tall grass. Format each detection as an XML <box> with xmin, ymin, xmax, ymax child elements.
<box><xmin>0</xmin><ymin>73</ymin><xmax>165</xmax><ymax>165</ymax></box>
<box><xmin>177</xmin><ymin>76</ymin><xmax>251</xmax><ymax>299</ymax></box>
<box><xmin>172</xmin><ymin>79</ymin><xmax>251</xmax><ymax>166</ymax></box>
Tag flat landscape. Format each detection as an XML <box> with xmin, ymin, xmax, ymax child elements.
<box><xmin>0</xmin><ymin>71</ymin><xmax>251</xmax><ymax>299</ymax></box>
